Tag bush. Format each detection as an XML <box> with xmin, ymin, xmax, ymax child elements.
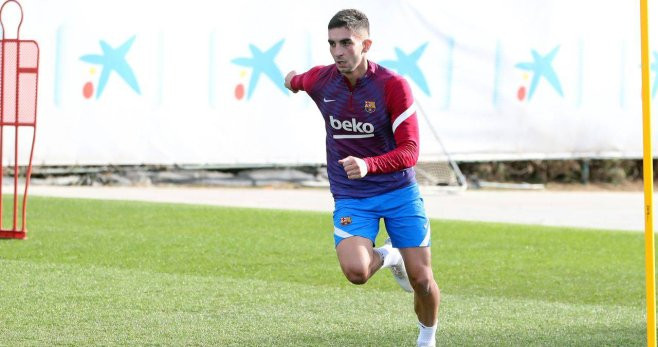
<box><xmin>459</xmin><ymin>159</ymin><xmax>648</xmax><ymax>184</ymax></box>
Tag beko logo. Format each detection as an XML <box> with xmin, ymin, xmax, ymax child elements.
<box><xmin>329</xmin><ymin>116</ymin><xmax>375</xmax><ymax>139</ymax></box>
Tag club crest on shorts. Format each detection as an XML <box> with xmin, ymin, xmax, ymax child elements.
<box><xmin>364</xmin><ymin>100</ymin><xmax>376</xmax><ymax>113</ymax></box>
<box><xmin>340</xmin><ymin>216</ymin><xmax>352</xmax><ymax>226</ymax></box>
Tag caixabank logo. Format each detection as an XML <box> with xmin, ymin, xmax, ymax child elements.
<box><xmin>514</xmin><ymin>46</ymin><xmax>563</xmax><ymax>102</ymax></box>
<box><xmin>380</xmin><ymin>43</ymin><xmax>431</xmax><ymax>96</ymax></box>
<box><xmin>79</xmin><ymin>36</ymin><xmax>141</xmax><ymax>100</ymax></box>
<box><xmin>229</xmin><ymin>39</ymin><xmax>432</xmax><ymax>101</ymax></box>
<box><xmin>231</xmin><ymin>39</ymin><xmax>289</xmax><ymax>101</ymax></box>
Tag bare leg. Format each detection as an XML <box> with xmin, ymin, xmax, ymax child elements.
<box><xmin>400</xmin><ymin>247</ymin><xmax>440</xmax><ymax>326</ymax></box>
<box><xmin>335</xmin><ymin>236</ymin><xmax>382</xmax><ymax>285</ymax></box>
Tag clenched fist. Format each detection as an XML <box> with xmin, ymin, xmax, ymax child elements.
<box><xmin>338</xmin><ymin>156</ymin><xmax>368</xmax><ymax>179</ymax></box>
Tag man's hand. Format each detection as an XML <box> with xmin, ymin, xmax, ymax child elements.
<box><xmin>338</xmin><ymin>156</ymin><xmax>368</xmax><ymax>179</ymax></box>
<box><xmin>284</xmin><ymin>70</ymin><xmax>298</xmax><ymax>93</ymax></box>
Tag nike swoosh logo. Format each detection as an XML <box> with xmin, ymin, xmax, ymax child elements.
<box><xmin>323</xmin><ymin>98</ymin><xmax>336</xmax><ymax>103</ymax></box>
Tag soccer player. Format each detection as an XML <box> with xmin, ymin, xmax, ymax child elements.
<box><xmin>284</xmin><ymin>9</ymin><xmax>440</xmax><ymax>347</ymax></box>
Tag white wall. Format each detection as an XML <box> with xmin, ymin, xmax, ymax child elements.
<box><xmin>13</xmin><ymin>0</ymin><xmax>658</xmax><ymax>165</ymax></box>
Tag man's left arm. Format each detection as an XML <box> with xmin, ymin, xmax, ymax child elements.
<box><xmin>362</xmin><ymin>77</ymin><xmax>419</xmax><ymax>174</ymax></box>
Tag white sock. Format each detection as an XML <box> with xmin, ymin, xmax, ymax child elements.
<box><xmin>417</xmin><ymin>321</ymin><xmax>437</xmax><ymax>347</ymax></box>
<box><xmin>374</xmin><ymin>244</ymin><xmax>400</xmax><ymax>268</ymax></box>
<box><xmin>373</xmin><ymin>247</ymin><xmax>389</xmax><ymax>268</ymax></box>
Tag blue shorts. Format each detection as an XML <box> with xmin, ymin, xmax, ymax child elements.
<box><xmin>332</xmin><ymin>183</ymin><xmax>430</xmax><ymax>248</ymax></box>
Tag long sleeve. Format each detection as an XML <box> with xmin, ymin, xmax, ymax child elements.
<box><xmin>363</xmin><ymin>76</ymin><xmax>419</xmax><ymax>174</ymax></box>
<box><xmin>290</xmin><ymin>66</ymin><xmax>325</xmax><ymax>92</ymax></box>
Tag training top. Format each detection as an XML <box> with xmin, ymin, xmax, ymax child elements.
<box><xmin>290</xmin><ymin>61</ymin><xmax>419</xmax><ymax>199</ymax></box>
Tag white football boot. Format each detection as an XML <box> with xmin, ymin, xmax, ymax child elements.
<box><xmin>381</xmin><ymin>238</ymin><xmax>413</xmax><ymax>293</ymax></box>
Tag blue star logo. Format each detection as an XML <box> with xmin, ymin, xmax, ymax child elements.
<box><xmin>651</xmin><ymin>51</ymin><xmax>658</xmax><ymax>99</ymax></box>
<box><xmin>380</xmin><ymin>43</ymin><xmax>431</xmax><ymax>95</ymax></box>
<box><xmin>231</xmin><ymin>39</ymin><xmax>288</xmax><ymax>100</ymax></box>
<box><xmin>80</xmin><ymin>36</ymin><xmax>141</xmax><ymax>99</ymax></box>
<box><xmin>515</xmin><ymin>46</ymin><xmax>564</xmax><ymax>100</ymax></box>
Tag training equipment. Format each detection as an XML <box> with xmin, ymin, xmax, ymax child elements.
<box><xmin>0</xmin><ymin>0</ymin><xmax>39</xmax><ymax>239</ymax></box>
<box><xmin>414</xmin><ymin>101</ymin><xmax>467</xmax><ymax>193</ymax></box>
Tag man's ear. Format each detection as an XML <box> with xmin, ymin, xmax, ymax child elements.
<box><xmin>362</xmin><ymin>38</ymin><xmax>372</xmax><ymax>53</ymax></box>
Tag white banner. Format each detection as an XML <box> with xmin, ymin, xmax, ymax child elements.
<box><xmin>13</xmin><ymin>0</ymin><xmax>658</xmax><ymax>165</ymax></box>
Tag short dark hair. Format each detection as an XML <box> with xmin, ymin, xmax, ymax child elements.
<box><xmin>328</xmin><ymin>9</ymin><xmax>370</xmax><ymax>36</ymax></box>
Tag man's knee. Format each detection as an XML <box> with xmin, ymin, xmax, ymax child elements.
<box><xmin>410</xmin><ymin>272</ymin><xmax>436</xmax><ymax>296</ymax></box>
<box><xmin>343</xmin><ymin>266</ymin><xmax>369</xmax><ymax>285</ymax></box>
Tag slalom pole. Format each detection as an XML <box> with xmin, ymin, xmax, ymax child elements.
<box><xmin>639</xmin><ymin>0</ymin><xmax>656</xmax><ymax>345</ymax></box>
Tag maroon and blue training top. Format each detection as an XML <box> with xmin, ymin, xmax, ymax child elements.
<box><xmin>290</xmin><ymin>61</ymin><xmax>420</xmax><ymax>199</ymax></box>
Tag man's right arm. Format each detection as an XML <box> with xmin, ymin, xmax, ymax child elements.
<box><xmin>284</xmin><ymin>66</ymin><xmax>324</xmax><ymax>94</ymax></box>
<box><xmin>284</xmin><ymin>71</ymin><xmax>299</xmax><ymax>93</ymax></box>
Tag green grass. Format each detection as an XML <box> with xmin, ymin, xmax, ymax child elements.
<box><xmin>0</xmin><ymin>196</ymin><xmax>649</xmax><ymax>345</ymax></box>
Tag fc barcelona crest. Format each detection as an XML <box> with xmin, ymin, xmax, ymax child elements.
<box><xmin>340</xmin><ymin>216</ymin><xmax>352</xmax><ymax>226</ymax></box>
<box><xmin>364</xmin><ymin>101</ymin><xmax>376</xmax><ymax>113</ymax></box>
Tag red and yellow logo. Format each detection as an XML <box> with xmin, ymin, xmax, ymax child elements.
<box><xmin>340</xmin><ymin>217</ymin><xmax>352</xmax><ymax>226</ymax></box>
<box><xmin>364</xmin><ymin>101</ymin><xmax>376</xmax><ymax>113</ymax></box>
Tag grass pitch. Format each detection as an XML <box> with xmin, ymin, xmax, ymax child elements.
<box><xmin>0</xmin><ymin>196</ymin><xmax>648</xmax><ymax>345</ymax></box>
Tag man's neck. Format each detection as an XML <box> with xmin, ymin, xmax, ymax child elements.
<box><xmin>343</xmin><ymin>59</ymin><xmax>368</xmax><ymax>87</ymax></box>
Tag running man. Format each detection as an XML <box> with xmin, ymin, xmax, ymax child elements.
<box><xmin>284</xmin><ymin>9</ymin><xmax>440</xmax><ymax>347</ymax></box>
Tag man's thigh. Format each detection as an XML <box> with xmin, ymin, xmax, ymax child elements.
<box><xmin>335</xmin><ymin>235</ymin><xmax>377</xmax><ymax>270</ymax></box>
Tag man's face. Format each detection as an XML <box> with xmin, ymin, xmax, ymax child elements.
<box><xmin>328</xmin><ymin>27</ymin><xmax>369</xmax><ymax>74</ymax></box>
